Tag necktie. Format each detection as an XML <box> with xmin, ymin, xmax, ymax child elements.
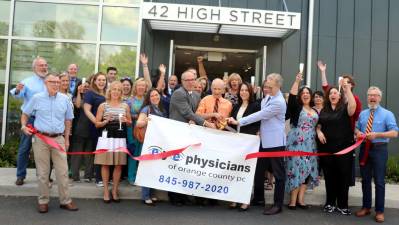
<box><xmin>213</xmin><ymin>98</ymin><xmax>220</xmax><ymax>113</ymax></box>
<box><xmin>211</xmin><ymin>98</ymin><xmax>220</xmax><ymax>125</ymax></box>
<box><xmin>360</xmin><ymin>109</ymin><xmax>375</xmax><ymax>166</ymax></box>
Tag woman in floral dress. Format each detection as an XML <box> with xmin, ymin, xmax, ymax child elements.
<box><xmin>285</xmin><ymin>73</ymin><xmax>319</xmax><ymax>209</ymax></box>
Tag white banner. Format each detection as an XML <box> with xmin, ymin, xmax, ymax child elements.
<box><xmin>135</xmin><ymin>115</ymin><xmax>260</xmax><ymax>204</ymax></box>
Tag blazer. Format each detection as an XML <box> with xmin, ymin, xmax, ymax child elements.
<box><xmin>169</xmin><ymin>87</ymin><xmax>205</xmax><ymax>125</ymax></box>
<box><xmin>231</xmin><ymin>101</ymin><xmax>260</xmax><ymax>135</ymax></box>
<box><xmin>239</xmin><ymin>90</ymin><xmax>287</xmax><ymax>149</ymax></box>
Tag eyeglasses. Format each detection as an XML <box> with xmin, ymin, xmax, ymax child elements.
<box><xmin>47</xmin><ymin>81</ymin><xmax>60</xmax><ymax>85</ymax></box>
<box><xmin>183</xmin><ymin>78</ymin><xmax>196</xmax><ymax>82</ymax></box>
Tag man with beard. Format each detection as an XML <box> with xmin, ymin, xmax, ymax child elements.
<box><xmin>10</xmin><ymin>56</ymin><xmax>48</xmax><ymax>186</ymax></box>
<box><xmin>355</xmin><ymin>86</ymin><xmax>398</xmax><ymax>223</ymax></box>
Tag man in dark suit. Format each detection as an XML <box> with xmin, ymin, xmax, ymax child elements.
<box><xmin>168</xmin><ymin>70</ymin><xmax>215</xmax><ymax>206</ymax></box>
<box><xmin>67</xmin><ymin>63</ymin><xmax>81</xmax><ymax>94</ymax></box>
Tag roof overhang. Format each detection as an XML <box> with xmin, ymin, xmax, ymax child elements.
<box><xmin>141</xmin><ymin>2</ymin><xmax>301</xmax><ymax>39</ymax></box>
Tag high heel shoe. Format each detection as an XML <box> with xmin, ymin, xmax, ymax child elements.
<box><xmin>298</xmin><ymin>203</ymin><xmax>309</xmax><ymax>209</ymax></box>
<box><xmin>112</xmin><ymin>192</ymin><xmax>121</xmax><ymax>203</ymax></box>
<box><xmin>238</xmin><ymin>204</ymin><xmax>249</xmax><ymax>212</ymax></box>
<box><xmin>228</xmin><ymin>203</ymin><xmax>238</xmax><ymax>209</ymax></box>
<box><xmin>287</xmin><ymin>205</ymin><xmax>296</xmax><ymax>210</ymax></box>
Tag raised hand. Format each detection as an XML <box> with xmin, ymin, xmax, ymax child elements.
<box><xmin>317</xmin><ymin>60</ymin><xmax>326</xmax><ymax>72</ymax></box>
<box><xmin>295</xmin><ymin>73</ymin><xmax>303</xmax><ymax>83</ymax></box>
<box><xmin>197</xmin><ymin>56</ymin><xmax>204</xmax><ymax>63</ymax></box>
<box><xmin>159</xmin><ymin>64</ymin><xmax>166</xmax><ymax>74</ymax></box>
<box><xmin>140</xmin><ymin>53</ymin><xmax>148</xmax><ymax>65</ymax></box>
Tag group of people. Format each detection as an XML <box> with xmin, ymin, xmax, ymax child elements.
<box><xmin>10</xmin><ymin>56</ymin><xmax>398</xmax><ymax>223</ymax></box>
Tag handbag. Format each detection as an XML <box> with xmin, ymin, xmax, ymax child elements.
<box><xmin>133</xmin><ymin>106</ymin><xmax>151</xmax><ymax>143</ymax></box>
<box><xmin>133</xmin><ymin>126</ymin><xmax>146</xmax><ymax>143</ymax></box>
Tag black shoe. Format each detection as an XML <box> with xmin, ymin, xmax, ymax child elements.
<box><xmin>15</xmin><ymin>178</ymin><xmax>24</xmax><ymax>186</ymax></box>
<box><xmin>337</xmin><ymin>207</ymin><xmax>351</xmax><ymax>215</ymax></box>
<box><xmin>323</xmin><ymin>204</ymin><xmax>335</xmax><ymax>213</ymax></box>
<box><xmin>238</xmin><ymin>204</ymin><xmax>249</xmax><ymax>212</ymax></box>
<box><xmin>298</xmin><ymin>204</ymin><xmax>309</xmax><ymax>210</ymax></box>
<box><xmin>287</xmin><ymin>205</ymin><xmax>296</xmax><ymax>210</ymax></box>
<box><xmin>250</xmin><ymin>199</ymin><xmax>265</xmax><ymax>206</ymax></box>
<box><xmin>263</xmin><ymin>206</ymin><xmax>282</xmax><ymax>215</ymax></box>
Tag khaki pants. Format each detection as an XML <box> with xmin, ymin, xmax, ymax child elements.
<box><xmin>32</xmin><ymin>135</ymin><xmax>71</xmax><ymax>205</ymax></box>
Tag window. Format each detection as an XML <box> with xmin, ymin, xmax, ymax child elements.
<box><xmin>0</xmin><ymin>39</ymin><xmax>7</xmax><ymax>135</ymax></box>
<box><xmin>101</xmin><ymin>7</ymin><xmax>139</xmax><ymax>43</ymax></box>
<box><xmin>7</xmin><ymin>40</ymin><xmax>96</xmax><ymax>140</ymax></box>
<box><xmin>99</xmin><ymin>45</ymin><xmax>136</xmax><ymax>77</ymax></box>
<box><xmin>13</xmin><ymin>2</ymin><xmax>98</xmax><ymax>40</ymax></box>
<box><xmin>0</xmin><ymin>0</ymin><xmax>10</xmax><ymax>35</ymax></box>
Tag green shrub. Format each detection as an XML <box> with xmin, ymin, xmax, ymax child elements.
<box><xmin>386</xmin><ymin>156</ymin><xmax>399</xmax><ymax>183</ymax></box>
<box><xmin>0</xmin><ymin>138</ymin><xmax>35</xmax><ymax>168</ymax></box>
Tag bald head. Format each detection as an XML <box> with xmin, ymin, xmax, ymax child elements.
<box><xmin>211</xmin><ymin>78</ymin><xmax>225</xmax><ymax>98</ymax></box>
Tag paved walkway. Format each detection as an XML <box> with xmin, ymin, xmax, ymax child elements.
<box><xmin>0</xmin><ymin>168</ymin><xmax>398</xmax><ymax>208</ymax></box>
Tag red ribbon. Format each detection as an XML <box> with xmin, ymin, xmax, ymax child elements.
<box><xmin>27</xmin><ymin>125</ymin><xmax>366</xmax><ymax>162</ymax></box>
<box><xmin>245</xmin><ymin>135</ymin><xmax>366</xmax><ymax>160</ymax></box>
<box><xmin>27</xmin><ymin>125</ymin><xmax>200</xmax><ymax>161</ymax></box>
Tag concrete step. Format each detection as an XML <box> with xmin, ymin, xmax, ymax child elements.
<box><xmin>1</xmin><ymin>168</ymin><xmax>398</xmax><ymax>208</ymax></box>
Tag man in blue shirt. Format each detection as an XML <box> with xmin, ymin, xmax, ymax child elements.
<box><xmin>21</xmin><ymin>73</ymin><xmax>77</xmax><ymax>213</ymax></box>
<box><xmin>231</xmin><ymin>73</ymin><xmax>287</xmax><ymax>215</ymax></box>
<box><xmin>10</xmin><ymin>57</ymin><xmax>47</xmax><ymax>186</ymax></box>
<box><xmin>355</xmin><ymin>86</ymin><xmax>398</xmax><ymax>223</ymax></box>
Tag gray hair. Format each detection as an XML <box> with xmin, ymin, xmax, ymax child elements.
<box><xmin>32</xmin><ymin>56</ymin><xmax>47</xmax><ymax>70</ymax></box>
<box><xmin>181</xmin><ymin>70</ymin><xmax>196</xmax><ymax>81</ymax></box>
<box><xmin>368</xmin><ymin>86</ymin><xmax>383</xmax><ymax>97</ymax></box>
<box><xmin>266</xmin><ymin>73</ymin><xmax>283</xmax><ymax>87</ymax></box>
<box><xmin>44</xmin><ymin>72</ymin><xmax>59</xmax><ymax>80</ymax></box>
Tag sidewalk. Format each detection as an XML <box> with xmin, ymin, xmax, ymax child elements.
<box><xmin>0</xmin><ymin>168</ymin><xmax>398</xmax><ymax>208</ymax></box>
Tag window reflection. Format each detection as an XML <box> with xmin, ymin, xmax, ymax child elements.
<box><xmin>99</xmin><ymin>45</ymin><xmax>136</xmax><ymax>77</ymax></box>
<box><xmin>0</xmin><ymin>0</ymin><xmax>10</xmax><ymax>35</ymax></box>
<box><xmin>0</xmin><ymin>39</ymin><xmax>7</xmax><ymax>135</ymax></box>
<box><xmin>101</xmin><ymin>7</ymin><xmax>139</xmax><ymax>43</ymax></box>
<box><xmin>7</xmin><ymin>40</ymin><xmax>96</xmax><ymax>140</ymax></box>
<box><xmin>13</xmin><ymin>2</ymin><xmax>98</xmax><ymax>40</ymax></box>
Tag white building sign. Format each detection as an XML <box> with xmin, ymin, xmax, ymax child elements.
<box><xmin>142</xmin><ymin>2</ymin><xmax>301</xmax><ymax>30</ymax></box>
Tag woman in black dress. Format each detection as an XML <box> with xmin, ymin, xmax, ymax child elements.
<box><xmin>316</xmin><ymin>82</ymin><xmax>356</xmax><ymax>215</ymax></box>
<box><xmin>228</xmin><ymin>82</ymin><xmax>260</xmax><ymax>211</ymax></box>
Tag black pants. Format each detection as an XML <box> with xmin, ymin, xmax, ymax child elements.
<box><xmin>320</xmin><ymin>153</ymin><xmax>353</xmax><ymax>209</ymax></box>
<box><xmin>168</xmin><ymin>192</ymin><xmax>188</xmax><ymax>204</ymax></box>
<box><xmin>253</xmin><ymin>146</ymin><xmax>286</xmax><ymax>207</ymax></box>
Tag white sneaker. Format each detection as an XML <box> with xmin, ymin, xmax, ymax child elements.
<box><xmin>96</xmin><ymin>181</ymin><xmax>104</xmax><ymax>187</ymax></box>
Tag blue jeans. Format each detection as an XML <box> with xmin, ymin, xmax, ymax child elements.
<box><xmin>16</xmin><ymin>116</ymin><xmax>35</xmax><ymax>179</ymax></box>
<box><xmin>142</xmin><ymin>187</ymin><xmax>152</xmax><ymax>200</ymax></box>
<box><xmin>359</xmin><ymin>143</ymin><xmax>388</xmax><ymax>212</ymax></box>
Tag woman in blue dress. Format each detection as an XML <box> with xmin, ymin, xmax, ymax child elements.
<box><xmin>285</xmin><ymin>73</ymin><xmax>319</xmax><ymax>209</ymax></box>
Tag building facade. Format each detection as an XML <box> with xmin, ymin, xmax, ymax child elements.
<box><xmin>1</xmin><ymin>0</ymin><xmax>398</xmax><ymax>153</ymax></box>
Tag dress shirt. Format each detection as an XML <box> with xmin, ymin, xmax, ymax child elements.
<box><xmin>196</xmin><ymin>95</ymin><xmax>232</xmax><ymax>121</ymax></box>
<box><xmin>69</xmin><ymin>77</ymin><xmax>77</xmax><ymax>94</ymax></box>
<box><xmin>356</xmin><ymin>105</ymin><xmax>398</xmax><ymax>143</ymax></box>
<box><xmin>23</xmin><ymin>91</ymin><xmax>74</xmax><ymax>134</ymax></box>
<box><xmin>239</xmin><ymin>91</ymin><xmax>286</xmax><ymax>148</ymax></box>
<box><xmin>9</xmin><ymin>74</ymin><xmax>46</xmax><ymax>111</ymax></box>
